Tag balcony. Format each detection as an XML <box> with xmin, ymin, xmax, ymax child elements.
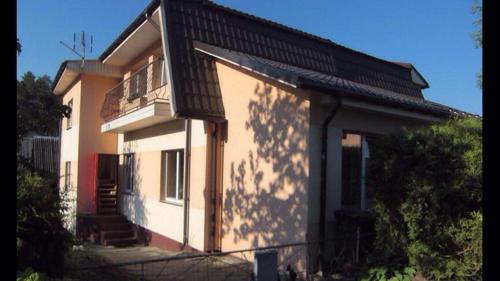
<box><xmin>100</xmin><ymin>59</ymin><xmax>173</xmax><ymax>133</ymax></box>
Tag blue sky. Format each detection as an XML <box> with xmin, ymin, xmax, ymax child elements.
<box><xmin>17</xmin><ymin>0</ymin><xmax>482</xmax><ymax>115</ymax></box>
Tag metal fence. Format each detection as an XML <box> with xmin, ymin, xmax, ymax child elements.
<box><xmin>68</xmin><ymin>233</ymin><xmax>376</xmax><ymax>281</ymax></box>
<box><xmin>69</xmin><ymin>242</ymin><xmax>314</xmax><ymax>281</ymax></box>
<box><xmin>19</xmin><ymin>136</ymin><xmax>60</xmax><ymax>174</ymax></box>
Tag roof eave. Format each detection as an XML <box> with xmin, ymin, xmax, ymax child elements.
<box><xmin>51</xmin><ymin>61</ymin><xmax>69</xmax><ymax>93</ymax></box>
<box><xmin>99</xmin><ymin>0</ymin><xmax>161</xmax><ymax>62</ymax></box>
<box><xmin>298</xmin><ymin>78</ymin><xmax>449</xmax><ymax>119</ymax></box>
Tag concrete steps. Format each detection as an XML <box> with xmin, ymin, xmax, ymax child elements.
<box><xmin>98</xmin><ymin>215</ymin><xmax>138</xmax><ymax>247</ymax></box>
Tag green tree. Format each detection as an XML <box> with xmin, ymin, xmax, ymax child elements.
<box><xmin>471</xmin><ymin>1</ymin><xmax>482</xmax><ymax>89</ymax></box>
<box><xmin>17</xmin><ymin>71</ymin><xmax>74</xmax><ymax>278</ymax></box>
<box><xmin>17</xmin><ymin>72</ymin><xmax>65</xmax><ymax>145</ymax></box>
<box><xmin>366</xmin><ymin>118</ymin><xmax>482</xmax><ymax>281</ymax></box>
<box><xmin>17</xmin><ymin>38</ymin><xmax>22</xmax><ymax>55</ymax></box>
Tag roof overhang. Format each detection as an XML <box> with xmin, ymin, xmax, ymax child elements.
<box><xmin>52</xmin><ymin>60</ymin><xmax>123</xmax><ymax>95</ymax></box>
<box><xmin>100</xmin><ymin>7</ymin><xmax>162</xmax><ymax>67</ymax></box>
<box><xmin>339</xmin><ymin>98</ymin><xmax>443</xmax><ymax>123</ymax></box>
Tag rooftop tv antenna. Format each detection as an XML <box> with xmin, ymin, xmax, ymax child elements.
<box><xmin>60</xmin><ymin>31</ymin><xmax>94</xmax><ymax>68</ymax></box>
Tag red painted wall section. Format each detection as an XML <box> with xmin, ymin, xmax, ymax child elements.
<box><xmin>78</xmin><ymin>153</ymin><xmax>97</xmax><ymax>214</ymax></box>
<box><xmin>90</xmin><ymin>153</ymin><xmax>99</xmax><ymax>214</ymax></box>
<box><xmin>90</xmin><ymin>153</ymin><xmax>97</xmax><ymax>214</ymax></box>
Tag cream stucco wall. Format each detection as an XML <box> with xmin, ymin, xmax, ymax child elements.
<box><xmin>215</xmin><ymin>61</ymin><xmax>311</xmax><ymax>253</ymax></box>
<box><xmin>187</xmin><ymin>119</ymin><xmax>209</xmax><ymax>251</ymax></box>
<box><xmin>117</xmin><ymin>118</ymin><xmax>209</xmax><ymax>250</ymax></box>
<box><xmin>76</xmin><ymin>74</ymin><xmax>120</xmax><ymax>214</ymax></box>
<box><xmin>60</xmin><ymin>80</ymin><xmax>81</xmax><ymax>189</ymax></box>
<box><xmin>58</xmin><ymin>74</ymin><xmax>121</xmax><ymax>217</ymax></box>
<box><xmin>107</xmin><ymin>37</ymin><xmax>211</xmax><ymax>250</ymax></box>
<box><xmin>59</xmin><ymin>80</ymin><xmax>82</xmax><ymax>232</ymax></box>
<box><xmin>117</xmin><ymin>120</ymin><xmax>187</xmax><ymax>245</ymax></box>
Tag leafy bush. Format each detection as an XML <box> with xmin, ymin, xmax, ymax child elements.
<box><xmin>17</xmin><ymin>268</ymin><xmax>78</xmax><ymax>281</ymax></box>
<box><xmin>17</xmin><ymin>268</ymin><xmax>44</xmax><ymax>281</ymax></box>
<box><xmin>359</xmin><ymin>266</ymin><xmax>416</xmax><ymax>281</ymax></box>
<box><xmin>365</xmin><ymin>117</ymin><xmax>482</xmax><ymax>281</ymax></box>
<box><xmin>17</xmin><ymin>168</ymin><xmax>73</xmax><ymax>277</ymax></box>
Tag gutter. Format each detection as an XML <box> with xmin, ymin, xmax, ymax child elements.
<box><xmin>318</xmin><ymin>94</ymin><xmax>342</xmax><ymax>270</ymax></box>
<box><xmin>183</xmin><ymin>119</ymin><xmax>192</xmax><ymax>246</ymax></box>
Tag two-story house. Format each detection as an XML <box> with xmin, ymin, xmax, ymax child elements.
<box><xmin>52</xmin><ymin>0</ymin><xmax>474</xmax><ymax>271</ymax></box>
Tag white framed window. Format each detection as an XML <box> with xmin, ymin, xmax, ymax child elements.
<box><xmin>123</xmin><ymin>153</ymin><xmax>135</xmax><ymax>192</ymax></box>
<box><xmin>161</xmin><ymin>150</ymin><xmax>184</xmax><ymax>203</ymax></box>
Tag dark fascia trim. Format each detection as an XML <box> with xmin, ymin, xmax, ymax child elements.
<box><xmin>196</xmin><ymin>41</ymin><xmax>474</xmax><ymax>120</ymax></box>
<box><xmin>98</xmin><ymin>0</ymin><xmax>161</xmax><ymax>62</ymax></box>
<box><xmin>195</xmin><ymin>42</ymin><xmax>458</xmax><ymax>119</ymax></box>
<box><xmin>194</xmin><ymin>40</ymin><xmax>300</xmax><ymax>88</ymax></box>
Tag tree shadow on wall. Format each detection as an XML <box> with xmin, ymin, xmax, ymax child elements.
<box><xmin>222</xmin><ymin>81</ymin><xmax>310</xmax><ymax>251</ymax></box>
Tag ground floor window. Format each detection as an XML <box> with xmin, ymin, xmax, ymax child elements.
<box><xmin>64</xmin><ymin>161</ymin><xmax>71</xmax><ymax>191</ymax></box>
<box><xmin>341</xmin><ymin>132</ymin><xmax>376</xmax><ymax>210</ymax></box>
<box><xmin>161</xmin><ymin>150</ymin><xmax>184</xmax><ymax>202</ymax></box>
<box><xmin>123</xmin><ymin>153</ymin><xmax>135</xmax><ymax>192</ymax></box>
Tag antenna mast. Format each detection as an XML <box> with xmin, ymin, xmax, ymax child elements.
<box><xmin>60</xmin><ymin>31</ymin><xmax>94</xmax><ymax>68</ymax></box>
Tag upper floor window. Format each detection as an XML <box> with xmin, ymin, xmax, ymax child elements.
<box><xmin>66</xmin><ymin>99</ymin><xmax>73</xmax><ymax>129</ymax></box>
<box><xmin>161</xmin><ymin>150</ymin><xmax>184</xmax><ymax>202</ymax></box>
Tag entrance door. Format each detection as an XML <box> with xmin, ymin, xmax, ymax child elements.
<box><xmin>207</xmin><ymin>122</ymin><xmax>224</xmax><ymax>252</ymax></box>
<box><xmin>96</xmin><ymin>154</ymin><xmax>119</xmax><ymax>215</ymax></box>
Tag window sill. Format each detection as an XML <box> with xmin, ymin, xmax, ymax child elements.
<box><xmin>160</xmin><ymin>198</ymin><xmax>183</xmax><ymax>206</ymax></box>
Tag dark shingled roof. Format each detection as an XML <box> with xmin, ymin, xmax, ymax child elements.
<box><xmin>98</xmin><ymin>0</ymin><xmax>473</xmax><ymax>120</ymax></box>
<box><xmin>193</xmin><ymin>41</ymin><xmax>476</xmax><ymax>118</ymax></box>
<box><xmin>162</xmin><ymin>0</ymin><xmax>425</xmax><ymax>119</ymax></box>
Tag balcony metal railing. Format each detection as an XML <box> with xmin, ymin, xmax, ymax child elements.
<box><xmin>100</xmin><ymin>59</ymin><xmax>169</xmax><ymax>122</ymax></box>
